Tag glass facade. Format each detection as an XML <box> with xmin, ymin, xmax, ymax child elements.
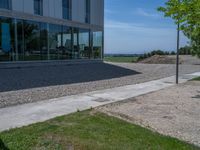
<box><xmin>93</xmin><ymin>31</ymin><xmax>103</xmax><ymax>59</ymax></box>
<box><xmin>62</xmin><ymin>0</ymin><xmax>72</xmax><ymax>20</ymax></box>
<box><xmin>49</xmin><ymin>24</ymin><xmax>62</xmax><ymax>60</ymax></box>
<box><xmin>85</xmin><ymin>0</ymin><xmax>91</xmax><ymax>23</ymax></box>
<box><xmin>0</xmin><ymin>0</ymin><xmax>11</xmax><ymax>9</ymax></box>
<box><xmin>34</xmin><ymin>0</ymin><xmax>43</xmax><ymax>16</ymax></box>
<box><xmin>79</xmin><ymin>29</ymin><xmax>90</xmax><ymax>58</ymax></box>
<box><xmin>0</xmin><ymin>17</ymin><xmax>15</xmax><ymax>61</ymax></box>
<box><xmin>62</xmin><ymin>26</ymin><xmax>72</xmax><ymax>59</ymax></box>
<box><xmin>0</xmin><ymin>16</ymin><xmax>103</xmax><ymax>62</ymax></box>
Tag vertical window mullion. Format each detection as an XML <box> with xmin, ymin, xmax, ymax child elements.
<box><xmin>34</xmin><ymin>0</ymin><xmax>43</xmax><ymax>16</ymax></box>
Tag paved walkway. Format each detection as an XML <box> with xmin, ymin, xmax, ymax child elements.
<box><xmin>0</xmin><ymin>72</ymin><xmax>200</xmax><ymax>132</ymax></box>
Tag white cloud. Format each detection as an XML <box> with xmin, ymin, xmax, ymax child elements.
<box><xmin>135</xmin><ymin>8</ymin><xmax>161</xmax><ymax>18</ymax></box>
<box><xmin>105</xmin><ymin>19</ymin><xmax>174</xmax><ymax>35</ymax></box>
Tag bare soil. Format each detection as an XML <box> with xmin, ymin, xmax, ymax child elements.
<box><xmin>139</xmin><ymin>55</ymin><xmax>200</xmax><ymax>65</ymax></box>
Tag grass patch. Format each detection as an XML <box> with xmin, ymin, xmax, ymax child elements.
<box><xmin>0</xmin><ymin>110</ymin><xmax>199</xmax><ymax>150</ymax></box>
<box><xmin>104</xmin><ymin>56</ymin><xmax>138</xmax><ymax>63</ymax></box>
<box><xmin>192</xmin><ymin>77</ymin><xmax>200</xmax><ymax>81</ymax></box>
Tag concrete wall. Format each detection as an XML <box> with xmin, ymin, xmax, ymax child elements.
<box><xmin>9</xmin><ymin>0</ymin><xmax>104</xmax><ymax>27</ymax></box>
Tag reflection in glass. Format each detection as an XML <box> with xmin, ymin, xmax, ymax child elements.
<box><xmin>62</xmin><ymin>0</ymin><xmax>72</xmax><ymax>20</ymax></box>
<box><xmin>0</xmin><ymin>17</ymin><xmax>103</xmax><ymax>62</ymax></box>
<box><xmin>79</xmin><ymin>29</ymin><xmax>90</xmax><ymax>59</ymax></box>
<box><xmin>24</xmin><ymin>20</ymin><xmax>41</xmax><ymax>60</ymax></box>
<box><xmin>73</xmin><ymin>28</ymin><xmax>79</xmax><ymax>59</ymax></box>
<box><xmin>0</xmin><ymin>17</ymin><xmax>15</xmax><ymax>61</ymax></box>
<box><xmin>16</xmin><ymin>19</ymin><xmax>24</xmax><ymax>61</ymax></box>
<box><xmin>49</xmin><ymin>24</ymin><xmax>62</xmax><ymax>60</ymax></box>
<box><xmin>40</xmin><ymin>23</ymin><xmax>48</xmax><ymax>60</ymax></box>
<box><xmin>85</xmin><ymin>0</ymin><xmax>90</xmax><ymax>23</ymax></box>
<box><xmin>34</xmin><ymin>0</ymin><xmax>43</xmax><ymax>15</ymax></box>
<box><xmin>0</xmin><ymin>0</ymin><xmax>11</xmax><ymax>9</ymax></box>
<box><xmin>93</xmin><ymin>31</ymin><xmax>103</xmax><ymax>59</ymax></box>
<box><xmin>62</xmin><ymin>26</ymin><xmax>72</xmax><ymax>59</ymax></box>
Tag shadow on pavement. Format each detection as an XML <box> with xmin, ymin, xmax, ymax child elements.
<box><xmin>0</xmin><ymin>62</ymin><xmax>141</xmax><ymax>92</ymax></box>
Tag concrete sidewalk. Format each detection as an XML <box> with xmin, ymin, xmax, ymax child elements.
<box><xmin>0</xmin><ymin>72</ymin><xmax>200</xmax><ymax>132</ymax></box>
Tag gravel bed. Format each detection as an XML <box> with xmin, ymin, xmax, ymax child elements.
<box><xmin>0</xmin><ymin>62</ymin><xmax>199</xmax><ymax>108</ymax></box>
<box><xmin>96</xmin><ymin>81</ymin><xmax>200</xmax><ymax>147</ymax></box>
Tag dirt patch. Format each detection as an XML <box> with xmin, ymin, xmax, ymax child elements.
<box><xmin>96</xmin><ymin>81</ymin><xmax>200</xmax><ymax>147</ymax></box>
<box><xmin>138</xmin><ymin>55</ymin><xmax>180</xmax><ymax>64</ymax></box>
<box><xmin>138</xmin><ymin>55</ymin><xmax>200</xmax><ymax>65</ymax></box>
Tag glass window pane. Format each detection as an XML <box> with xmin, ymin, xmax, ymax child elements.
<box><xmin>93</xmin><ymin>31</ymin><xmax>103</xmax><ymax>59</ymax></box>
<box><xmin>24</xmin><ymin>20</ymin><xmax>41</xmax><ymax>61</ymax></box>
<box><xmin>49</xmin><ymin>24</ymin><xmax>62</xmax><ymax>60</ymax></box>
<box><xmin>79</xmin><ymin>29</ymin><xmax>90</xmax><ymax>59</ymax></box>
<box><xmin>34</xmin><ymin>0</ymin><xmax>43</xmax><ymax>15</ymax></box>
<box><xmin>73</xmin><ymin>28</ymin><xmax>79</xmax><ymax>59</ymax></box>
<box><xmin>40</xmin><ymin>23</ymin><xmax>48</xmax><ymax>60</ymax></box>
<box><xmin>0</xmin><ymin>0</ymin><xmax>11</xmax><ymax>9</ymax></box>
<box><xmin>16</xmin><ymin>19</ymin><xmax>24</xmax><ymax>61</ymax></box>
<box><xmin>62</xmin><ymin>0</ymin><xmax>71</xmax><ymax>20</ymax></box>
<box><xmin>0</xmin><ymin>17</ymin><xmax>15</xmax><ymax>62</ymax></box>
<box><xmin>62</xmin><ymin>26</ymin><xmax>72</xmax><ymax>59</ymax></box>
<box><xmin>85</xmin><ymin>0</ymin><xmax>90</xmax><ymax>23</ymax></box>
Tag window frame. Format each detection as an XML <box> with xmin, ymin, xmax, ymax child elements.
<box><xmin>34</xmin><ymin>0</ymin><xmax>43</xmax><ymax>16</ymax></box>
<box><xmin>0</xmin><ymin>0</ymin><xmax>12</xmax><ymax>10</ymax></box>
<box><xmin>62</xmin><ymin>0</ymin><xmax>72</xmax><ymax>20</ymax></box>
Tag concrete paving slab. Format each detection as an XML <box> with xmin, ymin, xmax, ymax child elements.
<box><xmin>0</xmin><ymin>72</ymin><xmax>200</xmax><ymax>132</ymax></box>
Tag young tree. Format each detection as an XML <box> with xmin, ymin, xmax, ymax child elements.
<box><xmin>158</xmin><ymin>0</ymin><xmax>200</xmax><ymax>57</ymax></box>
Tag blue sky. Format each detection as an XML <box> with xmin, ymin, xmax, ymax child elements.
<box><xmin>104</xmin><ymin>0</ymin><xmax>188</xmax><ymax>54</ymax></box>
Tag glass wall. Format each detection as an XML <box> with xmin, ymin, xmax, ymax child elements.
<box><xmin>0</xmin><ymin>0</ymin><xmax>11</xmax><ymax>9</ymax></box>
<box><xmin>0</xmin><ymin>16</ymin><xmax>103</xmax><ymax>62</ymax></box>
<box><xmin>73</xmin><ymin>28</ymin><xmax>79</xmax><ymax>59</ymax></box>
<box><xmin>92</xmin><ymin>31</ymin><xmax>103</xmax><ymax>59</ymax></box>
<box><xmin>62</xmin><ymin>26</ymin><xmax>72</xmax><ymax>59</ymax></box>
<box><xmin>79</xmin><ymin>29</ymin><xmax>90</xmax><ymax>59</ymax></box>
<box><xmin>34</xmin><ymin>0</ymin><xmax>43</xmax><ymax>16</ymax></box>
<box><xmin>0</xmin><ymin>17</ymin><xmax>15</xmax><ymax>61</ymax></box>
<box><xmin>49</xmin><ymin>24</ymin><xmax>62</xmax><ymax>60</ymax></box>
<box><xmin>62</xmin><ymin>0</ymin><xmax>72</xmax><ymax>20</ymax></box>
<box><xmin>40</xmin><ymin>23</ymin><xmax>48</xmax><ymax>60</ymax></box>
<box><xmin>85</xmin><ymin>0</ymin><xmax>91</xmax><ymax>23</ymax></box>
<box><xmin>16</xmin><ymin>19</ymin><xmax>24</xmax><ymax>61</ymax></box>
<box><xmin>24</xmin><ymin>20</ymin><xmax>41</xmax><ymax>60</ymax></box>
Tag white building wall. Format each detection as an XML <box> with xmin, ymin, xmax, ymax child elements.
<box><xmin>12</xmin><ymin>0</ymin><xmax>24</xmax><ymax>12</ymax></box>
<box><xmin>23</xmin><ymin>0</ymin><xmax>34</xmax><ymax>14</ymax></box>
<box><xmin>72</xmin><ymin>0</ymin><xmax>85</xmax><ymax>23</ymax></box>
<box><xmin>91</xmin><ymin>0</ymin><xmax>104</xmax><ymax>27</ymax></box>
<box><xmin>43</xmin><ymin>0</ymin><xmax>49</xmax><ymax>17</ymax></box>
<box><xmin>48</xmin><ymin>0</ymin><xmax>55</xmax><ymax>18</ymax></box>
<box><xmin>54</xmin><ymin>0</ymin><xmax>62</xmax><ymax>19</ymax></box>
<box><xmin>10</xmin><ymin>0</ymin><xmax>104</xmax><ymax>27</ymax></box>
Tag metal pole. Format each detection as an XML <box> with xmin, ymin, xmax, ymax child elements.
<box><xmin>176</xmin><ymin>0</ymin><xmax>180</xmax><ymax>84</ymax></box>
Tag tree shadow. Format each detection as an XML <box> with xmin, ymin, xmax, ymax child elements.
<box><xmin>0</xmin><ymin>62</ymin><xmax>141</xmax><ymax>92</ymax></box>
<box><xmin>0</xmin><ymin>139</ymin><xmax>9</xmax><ymax>150</ymax></box>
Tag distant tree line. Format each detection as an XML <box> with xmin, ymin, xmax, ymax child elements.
<box><xmin>138</xmin><ymin>46</ymin><xmax>192</xmax><ymax>61</ymax></box>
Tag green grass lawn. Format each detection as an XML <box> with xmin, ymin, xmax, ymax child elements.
<box><xmin>0</xmin><ymin>110</ymin><xmax>199</xmax><ymax>150</ymax></box>
<box><xmin>193</xmin><ymin>77</ymin><xmax>200</xmax><ymax>81</ymax></box>
<box><xmin>104</xmin><ymin>56</ymin><xmax>138</xmax><ymax>63</ymax></box>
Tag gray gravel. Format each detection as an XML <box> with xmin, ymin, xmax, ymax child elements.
<box><xmin>0</xmin><ymin>62</ymin><xmax>199</xmax><ymax>108</ymax></box>
<box><xmin>96</xmin><ymin>81</ymin><xmax>200</xmax><ymax>146</ymax></box>
<box><xmin>168</xmin><ymin>55</ymin><xmax>200</xmax><ymax>65</ymax></box>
